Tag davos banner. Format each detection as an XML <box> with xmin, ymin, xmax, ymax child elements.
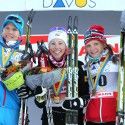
<box><xmin>0</xmin><ymin>0</ymin><xmax>125</xmax><ymax>11</ymax></box>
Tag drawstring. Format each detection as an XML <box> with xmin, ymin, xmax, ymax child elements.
<box><xmin>2</xmin><ymin>86</ymin><xmax>6</xmax><ymax>106</ymax></box>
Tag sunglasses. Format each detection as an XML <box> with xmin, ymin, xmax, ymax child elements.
<box><xmin>84</xmin><ymin>29</ymin><xmax>104</xmax><ymax>38</ymax></box>
<box><xmin>49</xmin><ymin>27</ymin><xmax>66</xmax><ymax>32</ymax></box>
<box><xmin>6</xmin><ymin>16</ymin><xmax>23</xmax><ymax>26</ymax></box>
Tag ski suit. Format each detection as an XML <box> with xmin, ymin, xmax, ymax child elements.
<box><xmin>0</xmin><ymin>36</ymin><xmax>23</xmax><ymax>125</ymax></box>
<box><xmin>84</xmin><ymin>54</ymin><xmax>118</xmax><ymax>124</ymax></box>
<box><xmin>36</xmin><ymin>54</ymin><xmax>89</xmax><ymax>125</ymax></box>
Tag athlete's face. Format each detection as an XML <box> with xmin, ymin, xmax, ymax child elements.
<box><xmin>85</xmin><ymin>40</ymin><xmax>105</xmax><ymax>58</ymax></box>
<box><xmin>2</xmin><ymin>23</ymin><xmax>20</xmax><ymax>42</ymax></box>
<box><xmin>49</xmin><ymin>38</ymin><xmax>67</xmax><ymax>61</ymax></box>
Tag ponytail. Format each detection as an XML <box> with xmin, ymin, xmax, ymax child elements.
<box><xmin>105</xmin><ymin>44</ymin><xmax>119</xmax><ymax>64</ymax></box>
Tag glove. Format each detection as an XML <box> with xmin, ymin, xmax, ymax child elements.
<box><xmin>34</xmin><ymin>86</ymin><xmax>47</xmax><ymax>108</ymax></box>
<box><xmin>17</xmin><ymin>84</ymin><xmax>34</xmax><ymax>99</ymax></box>
<box><xmin>62</xmin><ymin>98</ymin><xmax>81</xmax><ymax>111</ymax></box>
<box><xmin>62</xmin><ymin>95</ymin><xmax>90</xmax><ymax>111</ymax></box>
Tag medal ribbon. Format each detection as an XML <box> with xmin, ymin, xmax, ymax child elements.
<box><xmin>53</xmin><ymin>68</ymin><xmax>66</xmax><ymax>96</ymax></box>
<box><xmin>87</xmin><ymin>54</ymin><xmax>110</xmax><ymax>91</ymax></box>
<box><xmin>1</xmin><ymin>48</ymin><xmax>15</xmax><ymax>67</ymax></box>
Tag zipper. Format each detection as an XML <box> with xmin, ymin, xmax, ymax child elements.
<box><xmin>100</xmin><ymin>97</ymin><xmax>103</xmax><ymax>123</ymax></box>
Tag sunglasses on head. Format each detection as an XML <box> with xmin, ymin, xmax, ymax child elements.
<box><xmin>50</xmin><ymin>27</ymin><xmax>66</xmax><ymax>32</ymax></box>
<box><xmin>84</xmin><ymin>29</ymin><xmax>104</xmax><ymax>38</ymax></box>
<box><xmin>6</xmin><ymin>16</ymin><xmax>23</xmax><ymax>26</ymax></box>
<box><xmin>84</xmin><ymin>30</ymin><xmax>92</xmax><ymax>38</ymax></box>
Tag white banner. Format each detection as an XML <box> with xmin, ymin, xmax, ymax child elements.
<box><xmin>20</xmin><ymin>34</ymin><xmax>120</xmax><ymax>62</ymax></box>
<box><xmin>0</xmin><ymin>0</ymin><xmax>125</xmax><ymax>11</ymax></box>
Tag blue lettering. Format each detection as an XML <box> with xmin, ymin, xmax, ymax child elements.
<box><xmin>53</xmin><ymin>0</ymin><xmax>65</xmax><ymax>7</ymax></box>
<box><xmin>89</xmin><ymin>0</ymin><xmax>96</xmax><ymax>8</ymax></box>
<box><xmin>43</xmin><ymin>0</ymin><xmax>53</xmax><ymax>8</ymax></box>
<box><xmin>65</xmin><ymin>0</ymin><xmax>73</xmax><ymax>7</ymax></box>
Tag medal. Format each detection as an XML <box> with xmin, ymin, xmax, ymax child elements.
<box><xmin>92</xmin><ymin>89</ymin><xmax>96</xmax><ymax>96</ymax></box>
<box><xmin>53</xmin><ymin>68</ymin><xmax>66</xmax><ymax>103</ymax></box>
<box><xmin>87</xmin><ymin>54</ymin><xmax>110</xmax><ymax>97</ymax></box>
<box><xmin>53</xmin><ymin>96</ymin><xmax>60</xmax><ymax>104</ymax></box>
